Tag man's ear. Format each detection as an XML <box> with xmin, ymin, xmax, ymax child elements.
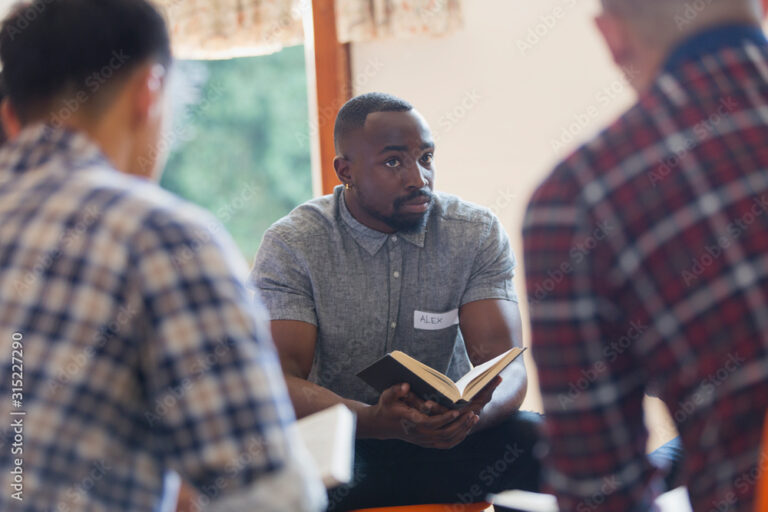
<box><xmin>334</xmin><ymin>155</ymin><xmax>352</xmax><ymax>186</ymax></box>
<box><xmin>1</xmin><ymin>99</ymin><xmax>21</xmax><ymax>140</ymax></box>
<box><xmin>129</xmin><ymin>63</ymin><xmax>166</xmax><ymax>129</ymax></box>
<box><xmin>595</xmin><ymin>12</ymin><xmax>630</xmax><ymax>68</ymax></box>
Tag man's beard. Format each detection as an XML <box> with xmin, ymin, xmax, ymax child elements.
<box><xmin>364</xmin><ymin>188</ymin><xmax>435</xmax><ymax>234</ymax></box>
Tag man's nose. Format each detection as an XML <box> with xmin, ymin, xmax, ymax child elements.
<box><xmin>403</xmin><ymin>160</ymin><xmax>429</xmax><ymax>189</ymax></box>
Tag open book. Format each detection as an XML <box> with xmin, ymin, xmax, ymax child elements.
<box><xmin>357</xmin><ymin>347</ymin><xmax>525</xmax><ymax>408</ymax></box>
<box><xmin>489</xmin><ymin>487</ymin><xmax>692</xmax><ymax>512</ymax></box>
<box><xmin>296</xmin><ymin>404</ymin><xmax>356</xmax><ymax>488</ymax></box>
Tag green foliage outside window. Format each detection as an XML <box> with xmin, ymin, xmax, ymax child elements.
<box><xmin>160</xmin><ymin>46</ymin><xmax>312</xmax><ymax>261</ymax></box>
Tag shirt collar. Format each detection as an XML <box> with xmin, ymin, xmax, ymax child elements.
<box><xmin>663</xmin><ymin>23</ymin><xmax>768</xmax><ymax>73</ymax></box>
<box><xmin>337</xmin><ymin>186</ymin><xmax>427</xmax><ymax>255</ymax></box>
<box><xmin>3</xmin><ymin>123</ymin><xmax>107</xmax><ymax>174</ymax></box>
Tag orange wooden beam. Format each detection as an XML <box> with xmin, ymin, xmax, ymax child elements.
<box><xmin>311</xmin><ymin>0</ymin><xmax>352</xmax><ymax>195</ymax></box>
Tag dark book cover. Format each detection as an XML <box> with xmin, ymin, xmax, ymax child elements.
<box><xmin>356</xmin><ymin>354</ymin><xmax>464</xmax><ymax>409</ymax></box>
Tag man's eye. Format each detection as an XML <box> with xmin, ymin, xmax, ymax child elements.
<box><xmin>421</xmin><ymin>153</ymin><xmax>434</xmax><ymax>165</ymax></box>
<box><xmin>385</xmin><ymin>158</ymin><xmax>401</xmax><ymax>168</ymax></box>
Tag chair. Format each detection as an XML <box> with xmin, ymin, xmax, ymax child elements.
<box><xmin>350</xmin><ymin>503</ymin><xmax>491</xmax><ymax>512</ymax></box>
<box><xmin>757</xmin><ymin>411</ymin><xmax>768</xmax><ymax>512</ymax></box>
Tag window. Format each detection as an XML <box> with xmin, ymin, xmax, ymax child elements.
<box><xmin>161</xmin><ymin>45</ymin><xmax>312</xmax><ymax>260</ymax></box>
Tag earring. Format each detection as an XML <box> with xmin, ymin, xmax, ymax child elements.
<box><xmin>344</xmin><ymin>183</ymin><xmax>351</xmax><ymax>190</ymax></box>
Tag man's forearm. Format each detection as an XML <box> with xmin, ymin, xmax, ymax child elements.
<box><xmin>284</xmin><ymin>375</ymin><xmax>382</xmax><ymax>438</ymax></box>
<box><xmin>474</xmin><ymin>359</ymin><xmax>527</xmax><ymax>431</ymax></box>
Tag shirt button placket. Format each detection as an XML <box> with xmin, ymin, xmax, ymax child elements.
<box><xmin>386</xmin><ymin>237</ymin><xmax>402</xmax><ymax>353</ymax></box>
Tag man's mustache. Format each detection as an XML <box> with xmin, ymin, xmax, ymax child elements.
<box><xmin>394</xmin><ymin>189</ymin><xmax>434</xmax><ymax>209</ymax></box>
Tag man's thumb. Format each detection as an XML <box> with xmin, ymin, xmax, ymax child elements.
<box><xmin>381</xmin><ymin>383</ymin><xmax>408</xmax><ymax>404</ymax></box>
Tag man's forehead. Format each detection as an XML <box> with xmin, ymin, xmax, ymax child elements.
<box><xmin>361</xmin><ymin>110</ymin><xmax>433</xmax><ymax>147</ymax></box>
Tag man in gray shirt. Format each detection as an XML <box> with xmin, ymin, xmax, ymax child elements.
<box><xmin>252</xmin><ymin>93</ymin><xmax>539</xmax><ymax>510</ymax></box>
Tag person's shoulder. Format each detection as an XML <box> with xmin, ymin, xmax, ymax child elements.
<box><xmin>265</xmin><ymin>192</ymin><xmax>340</xmax><ymax>244</ymax></box>
<box><xmin>533</xmin><ymin>95</ymin><xmax>652</xmax><ymax>208</ymax></box>
<box><xmin>432</xmin><ymin>191</ymin><xmax>498</xmax><ymax>229</ymax></box>
<box><xmin>73</xmin><ymin>165</ymin><xmax>225</xmax><ymax>250</ymax></box>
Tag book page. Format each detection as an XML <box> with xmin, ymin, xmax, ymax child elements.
<box><xmin>454</xmin><ymin>349</ymin><xmax>512</xmax><ymax>395</ymax></box>
<box><xmin>391</xmin><ymin>351</ymin><xmax>460</xmax><ymax>400</ymax></box>
<box><xmin>296</xmin><ymin>404</ymin><xmax>356</xmax><ymax>488</ymax></box>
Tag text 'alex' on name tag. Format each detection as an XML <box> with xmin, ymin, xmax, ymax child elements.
<box><xmin>413</xmin><ymin>309</ymin><xmax>459</xmax><ymax>330</ymax></box>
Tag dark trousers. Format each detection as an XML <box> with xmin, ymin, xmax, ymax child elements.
<box><xmin>326</xmin><ymin>412</ymin><xmax>684</xmax><ymax>511</ymax></box>
<box><xmin>327</xmin><ymin>411</ymin><xmax>542</xmax><ymax>511</ymax></box>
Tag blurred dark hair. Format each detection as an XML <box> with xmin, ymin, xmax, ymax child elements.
<box><xmin>0</xmin><ymin>73</ymin><xmax>7</xmax><ymax>145</ymax></box>
<box><xmin>334</xmin><ymin>92</ymin><xmax>413</xmax><ymax>153</ymax></box>
<box><xmin>0</xmin><ymin>0</ymin><xmax>171</xmax><ymax>123</ymax></box>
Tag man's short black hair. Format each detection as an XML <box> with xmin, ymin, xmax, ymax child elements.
<box><xmin>0</xmin><ymin>0</ymin><xmax>171</xmax><ymax>122</ymax></box>
<box><xmin>334</xmin><ymin>92</ymin><xmax>413</xmax><ymax>153</ymax></box>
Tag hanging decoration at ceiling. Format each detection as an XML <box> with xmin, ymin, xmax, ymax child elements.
<box><xmin>335</xmin><ymin>0</ymin><xmax>463</xmax><ymax>43</ymax></box>
<box><xmin>153</xmin><ymin>0</ymin><xmax>463</xmax><ymax>59</ymax></box>
<box><xmin>155</xmin><ymin>0</ymin><xmax>306</xmax><ymax>59</ymax></box>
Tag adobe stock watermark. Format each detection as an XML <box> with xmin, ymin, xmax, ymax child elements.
<box><xmin>415</xmin><ymin>0</ymin><xmax>456</xmax><ymax>23</ymax></box>
<box><xmin>530</xmin><ymin>219</ymin><xmax>616</xmax><ymax>303</ymax></box>
<box><xmin>50</xmin><ymin>50</ymin><xmax>131</xmax><ymax>128</ymax></box>
<box><xmin>708</xmin><ymin>447</ymin><xmax>767</xmax><ymax>512</ymax></box>
<box><xmin>551</xmin><ymin>65</ymin><xmax>638</xmax><ymax>155</ymax></box>
<box><xmin>558</xmin><ymin>320</ymin><xmax>648</xmax><ymax>410</ymax></box>
<box><xmin>488</xmin><ymin>186</ymin><xmax>520</xmax><ymax>218</ymax></box>
<box><xmin>454</xmin><ymin>443</ymin><xmax>525</xmax><ymax>507</ymax></box>
<box><xmin>167</xmin><ymin>181</ymin><xmax>260</xmax><ymax>269</ymax></box>
<box><xmin>4</xmin><ymin>0</ymin><xmax>56</xmax><ymax>40</ymax></box>
<box><xmin>185</xmin><ymin>436</ymin><xmax>269</xmax><ymax>509</ymax></box>
<box><xmin>8</xmin><ymin>331</ymin><xmax>25</xmax><ymax>502</ymax></box>
<box><xmin>434</xmin><ymin>89</ymin><xmax>483</xmax><ymax>141</ymax></box>
<box><xmin>296</xmin><ymin>57</ymin><xmax>385</xmax><ymax>150</ymax></box>
<box><xmin>648</xmin><ymin>96</ymin><xmax>738</xmax><ymax>187</ymax></box>
<box><xmin>674</xmin><ymin>0</ymin><xmax>715</xmax><ymax>29</ymax></box>
<box><xmin>137</xmin><ymin>81</ymin><xmax>226</xmax><ymax>175</ymax></box>
<box><xmin>576</xmin><ymin>475</ymin><xmax>622</xmax><ymax>512</ymax></box>
<box><xmin>47</xmin><ymin>303</ymin><xmax>138</xmax><ymax>394</ymax></box>
<box><xmin>670</xmin><ymin>352</ymin><xmax>744</xmax><ymax>424</ymax></box>
<box><xmin>516</xmin><ymin>0</ymin><xmax>578</xmax><ymax>56</ymax></box>
<box><xmin>55</xmin><ymin>460</ymin><xmax>112</xmax><ymax>512</ymax></box>
<box><xmin>144</xmin><ymin>336</ymin><xmax>238</xmax><ymax>428</ymax></box>
<box><xmin>13</xmin><ymin>204</ymin><xmax>101</xmax><ymax>295</ymax></box>
<box><xmin>261</xmin><ymin>0</ymin><xmax>311</xmax><ymax>47</ymax></box>
<box><xmin>681</xmin><ymin>193</ymin><xmax>768</xmax><ymax>287</ymax></box>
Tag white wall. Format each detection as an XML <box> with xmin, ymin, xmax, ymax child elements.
<box><xmin>351</xmin><ymin>0</ymin><xmax>677</xmax><ymax>449</ymax></box>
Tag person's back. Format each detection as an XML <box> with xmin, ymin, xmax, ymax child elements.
<box><xmin>0</xmin><ymin>1</ymin><xmax>325</xmax><ymax>510</ymax></box>
<box><xmin>524</xmin><ymin>0</ymin><xmax>768</xmax><ymax>510</ymax></box>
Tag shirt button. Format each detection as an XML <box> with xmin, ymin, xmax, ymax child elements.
<box><xmin>391</xmin><ymin>321</ymin><xmax>397</xmax><ymax>328</ymax></box>
<box><xmin>391</xmin><ymin>235</ymin><xmax>398</xmax><ymax>242</ymax></box>
<box><xmin>393</xmin><ymin>271</ymin><xmax>400</xmax><ymax>278</ymax></box>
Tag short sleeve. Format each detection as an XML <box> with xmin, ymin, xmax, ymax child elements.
<box><xmin>460</xmin><ymin>215</ymin><xmax>519</xmax><ymax>305</ymax></box>
<box><xmin>131</xmin><ymin>209</ymin><xmax>324</xmax><ymax>510</ymax></box>
<box><xmin>250</xmin><ymin>230</ymin><xmax>317</xmax><ymax>326</ymax></box>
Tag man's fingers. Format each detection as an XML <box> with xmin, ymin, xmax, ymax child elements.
<box><xmin>471</xmin><ymin>376</ymin><xmax>503</xmax><ymax>406</ymax></box>
<box><xmin>436</xmin><ymin>410</ymin><xmax>475</xmax><ymax>437</ymax></box>
<box><xmin>380</xmin><ymin>383</ymin><xmax>410</xmax><ymax>405</ymax></box>
<box><xmin>424</xmin><ymin>400</ymin><xmax>450</xmax><ymax>415</ymax></box>
<box><xmin>401</xmin><ymin>392</ymin><xmax>434</xmax><ymax>414</ymax></box>
<box><xmin>433</xmin><ymin>412</ymin><xmax>477</xmax><ymax>448</ymax></box>
<box><xmin>425</xmin><ymin>409</ymin><xmax>464</xmax><ymax>429</ymax></box>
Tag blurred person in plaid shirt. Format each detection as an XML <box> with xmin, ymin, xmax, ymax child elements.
<box><xmin>524</xmin><ymin>0</ymin><xmax>768</xmax><ymax>510</ymax></box>
<box><xmin>0</xmin><ymin>0</ymin><xmax>325</xmax><ymax>510</ymax></box>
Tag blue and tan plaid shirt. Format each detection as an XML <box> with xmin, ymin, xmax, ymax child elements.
<box><xmin>0</xmin><ymin>125</ymin><xmax>325</xmax><ymax>511</ymax></box>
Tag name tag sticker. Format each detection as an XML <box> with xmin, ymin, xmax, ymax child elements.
<box><xmin>413</xmin><ymin>309</ymin><xmax>459</xmax><ymax>330</ymax></box>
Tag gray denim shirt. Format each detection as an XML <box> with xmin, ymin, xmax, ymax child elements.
<box><xmin>251</xmin><ymin>186</ymin><xmax>518</xmax><ymax>404</ymax></box>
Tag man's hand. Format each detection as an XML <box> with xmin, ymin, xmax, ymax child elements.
<box><xmin>365</xmin><ymin>383</ymin><xmax>479</xmax><ymax>449</ymax></box>
<box><xmin>401</xmin><ymin>376</ymin><xmax>503</xmax><ymax>420</ymax></box>
<box><xmin>456</xmin><ymin>376</ymin><xmax>503</xmax><ymax>418</ymax></box>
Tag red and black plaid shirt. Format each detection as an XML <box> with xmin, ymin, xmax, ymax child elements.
<box><xmin>524</xmin><ymin>25</ymin><xmax>768</xmax><ymax>512</ymax></box>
